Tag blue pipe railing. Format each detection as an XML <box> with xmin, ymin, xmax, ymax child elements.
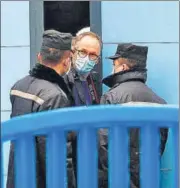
<box><xmin>1</xmin><ymin>105</ymin><xmax>179</xmax><ymax>188</ymax></box>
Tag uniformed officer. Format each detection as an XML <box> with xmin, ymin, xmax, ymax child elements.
<box><xmin>7</xmin><ymin>29</ymin><xmax>74</xmax><ymax>188</ymax></box>
<box><xmin>100</xmin><ymin>43</ymin><xmax>168</xmax><ymax>188</ymax></box>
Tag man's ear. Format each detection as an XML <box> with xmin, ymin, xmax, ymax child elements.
<box><xmin>63</xmin><ymin>57</ymin><xmax>71</xmax><ymax>67</ymax></box>
<box><xmin>122</xmin><ymin>63</ymin><xmax>130</xmax><ymax>71</ymax></box>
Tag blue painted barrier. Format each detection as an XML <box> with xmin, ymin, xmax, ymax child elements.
<box><xmin>1</xmin><ymin>105</ymin><xmax>179</xmax><ymax>188</ymax></box>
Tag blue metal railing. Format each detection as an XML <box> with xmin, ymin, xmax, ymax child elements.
<box><xmin>1</xmin><ymin>105</ymin><xmax>179</xmax><ymax>188</ymax></box>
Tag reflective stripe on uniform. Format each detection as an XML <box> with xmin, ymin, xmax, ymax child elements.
<box><xmin>10</xmin><ymin>90</ymin><xmax>45</xmax><ymax>105</ymax></box>
<box><xmin>121</xmin><ymin>102</ymin><xmax>165</xmax><ymax>106</ymax></box>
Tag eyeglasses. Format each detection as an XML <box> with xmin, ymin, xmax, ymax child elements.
<box><xmin>75</xmin><ymin>48</ymin><xmax>99</xmax><ymax>61</ymax></box>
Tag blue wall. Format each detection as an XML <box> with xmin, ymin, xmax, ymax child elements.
<box><xmin>101</xmin><ymin>1</ymin><xmax>179</xmax><ymax>187</ymax></box>
<box><xmin>1</xmin><ymin>1</ymin><xmax>179</xmax><ymax>187</ymax></box>
<box><xmin>1</xmin><ymin>1</ymin><xmax>30</xmax><ymax>186</ymax></box>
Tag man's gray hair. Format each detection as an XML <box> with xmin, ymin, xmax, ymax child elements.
<box><xmin>73</xmin><ymin>27</ymin><xmax>102</xmax><ymax>49</ymax></box>
<box><xmin>76</xmin><ymin>27</ymin><xmax>90</xmax><ymax>36</ymax></box>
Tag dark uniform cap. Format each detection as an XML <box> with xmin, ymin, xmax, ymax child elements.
<box><xmin>42</xmin><ymin>29</ymin><xmax>72</xmax><ymax>50</ymax></box>
<box><xmin>107</xmin><ymin>43</ymin><xmax>148</xmax><ymax>67</ymax></box>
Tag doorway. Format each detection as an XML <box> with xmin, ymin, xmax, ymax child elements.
<box><xmin>30</xmin><ymin>1</ymin><xmax>102</xmax><ymax>95</ymax></box>
<box><xmin>44</xmin><ymin>1</ymin><xmax>90</xmax><ymax>35</ymax></box>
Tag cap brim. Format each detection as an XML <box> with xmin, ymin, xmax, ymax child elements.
<box><xmin>106</xmin><ymin>54</ymin><xmax>121</xmax><ymax>60</ymax></box>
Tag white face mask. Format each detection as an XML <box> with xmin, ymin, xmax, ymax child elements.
<box><xmin>112</xmin><ymin>64</ymin><xmax>125</xmax><ymax>74</ymax></box>
<box><xmin>61</xmin><ymin>58</ymin><xmax>71</xmax><ymax>77</ymax></box>
<box><xmin>74</xmin><ymin>56</ymin><xmax>96</xmax><ymax>74</ymax></box>
<box><xmin>111</xmin><ymin>66</ymin><xmax>115</xmax><ymax>74</ymax></box>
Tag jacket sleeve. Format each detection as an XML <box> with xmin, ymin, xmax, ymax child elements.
<box><xmin>100</xmin><ymin>90</ymin><xmax>133</xmax><ymax>105</ymax></box>
<box><xmin>38</xmin><ymin>93</ymin><xmax>70</xmax><ymax>111</ymax></box>
<box><xmin>6</xmin><ymin>94</ymin><xmax>71</xmax><ymax>188</ymax></box>
<box><xmin>100</xmin><ymin>91</ymin><xmax>168</xmax><ymax>188</ymax></box>
<box><xmin>100</xmin><ymin>91</ymin><xmax>119</xmax><ymax>104</ymax></box>
<box><xmin>100</xmin><ymin>92</ymin><xmax>139</xmax><ymax>188</ymax></box>
<box><xmin>36</xmin><ymin>94</ymin><xmax>76</xmax><ymax>188</ymax></box>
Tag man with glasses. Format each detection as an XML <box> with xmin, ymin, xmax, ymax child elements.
<box><xmin>64</xmin><ymin>30</ymin><xmax>103</xmax><ymax>188</ymax></box>
<box><xmin>64</xmin><ymin>31</ymin><xmax>102</xmax><ymax>106</ymax></box>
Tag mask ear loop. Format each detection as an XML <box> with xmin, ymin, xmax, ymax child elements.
<box><xmin>62</xmin><ymin>57</ymin><xmax>71</xmax><ymax>76</ymax></box>
<box><xmin>111</xmin><ymin>66</ymin><xmax>115</xmax><ymax>74</ymax></box>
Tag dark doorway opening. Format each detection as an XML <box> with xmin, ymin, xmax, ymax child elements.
<box><xmin>44</xmin><ymin>1</ymin><xmax>90</xmax><ymax>36</ymax></box>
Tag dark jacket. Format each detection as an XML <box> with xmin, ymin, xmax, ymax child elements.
<box><xmin>100</xmin><ymin>68</ymin><xmax>168</xmax><ymax>188</ymax></box>
<box><xmin>6</xmin><ymin>64</ymin><xmax>75</xmax><ymax>188</ymax></box>
<box><xmin>64</xmin><ymin>68</ymin><xmax>100</xmax><ymax>106</ymax></box>
<box><xmin>64</xmin><ymin>68</ymin><xmax>101</xmax><ymax>187</ymax></box>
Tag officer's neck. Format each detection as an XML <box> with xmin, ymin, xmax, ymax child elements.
<box><xmin>41</xmin><ymin>62</ymin><xmax>62</xmax><ymax>75</ymax></box>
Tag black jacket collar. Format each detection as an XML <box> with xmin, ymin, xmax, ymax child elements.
<box><xmin>29</xmin><ymin>63</ymin><xmax>71</xmax><ymax>97</ymax></box>
<box><xmin>102</xmin><ymin>68</ymin><xmax>147</xmax><ymax>88</ymax></box>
